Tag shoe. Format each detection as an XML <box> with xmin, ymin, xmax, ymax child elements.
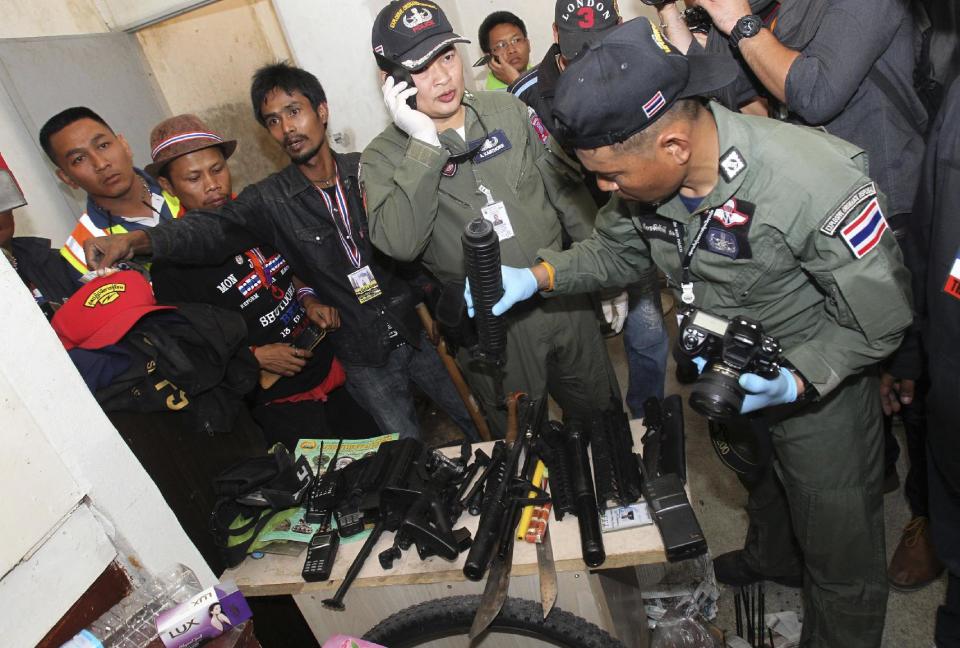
<box><xmin>713</xmin><ymin>550</ymin><xmax>803</xmax><ymax>588</ymax></box>
<box><xmin>883</xmin><ymin>466</ymin><xmax>900</xmax><ymax>494</ymax></box>
<box><xmin>888</xmin><ymin>516</ymin><xmax>944</xmax><ymax>591</ymax></box>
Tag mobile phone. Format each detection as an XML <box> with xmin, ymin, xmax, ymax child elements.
<box><xmin>376</xmin><ymin>53</ymin><xmax>417</xmax><ymax>110</ymax></box>
<box><xmin>302</xmin><ymin>530</ymin><xmax>340</xmax><ymax>582</ymax></box>
<box><xmin>292</xmin><ymin>325</ymin><xmax>326</xmax><ymax>352</ymax></box>
<box><xmin>472</xmin><ymin>53</ymin><xmax>492</xmax><ymax>67</ymax></box>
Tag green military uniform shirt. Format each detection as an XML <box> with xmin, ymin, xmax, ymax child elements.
<box><xmin>540</xmin><ymin>102</ymin><xmax>913</xmax><ymax>398</ymax></box>
<box><xmin>361</xmin><ymin>90</ymin><xmax>596</xmax><ymax>279</ymax></box>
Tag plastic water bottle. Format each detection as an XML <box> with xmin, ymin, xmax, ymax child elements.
<box><xmin>61</xmin><ymin>564</ymin><xmax>202</xmax><ymax>648</ymax></box>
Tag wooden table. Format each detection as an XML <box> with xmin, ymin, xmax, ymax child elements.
<box><xmin>224</xmin><ymin>423</ymin><xmax>665</xmax><ymax>647</ymax></box>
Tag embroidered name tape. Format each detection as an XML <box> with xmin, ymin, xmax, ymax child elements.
<box><xmin>469</xmin><ymin>129</ymin><xmax>512</xmax><ymax>163</ymax></box>
<box><xmin>821</xmin><ymin>182</ymin><xmax>877</xmax><ymax>236</ymax></box>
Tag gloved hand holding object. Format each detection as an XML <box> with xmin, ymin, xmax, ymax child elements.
<box><xmin>380</xmin><ymin>76</ymin><xmax>439</xmax><ymax>146</ymax></box>
<box><xmin>739</xmin><ymin>366</ymin><xmax>800</xmax><ymax>414</ymax></box>
<box><xmin>464</xmin><ymin>265</ymin><xmax>538</xmax><ymax>317</ymax></box>
<box><xmin>601</xmin><ymin>290</ymin><xmax>629</xmax><ymax>334</ymax></box>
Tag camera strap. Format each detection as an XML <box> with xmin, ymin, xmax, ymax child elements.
<box><xmin>673</xmin><ymin>215</ymin><xmax>713</xmax><ymax>305</ymax></box>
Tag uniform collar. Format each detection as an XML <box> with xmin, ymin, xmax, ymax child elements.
<box><xmin>657</xmin><ymin>102</ymin><xmax>752</xmax><ymax>223</ymax></box>
<box><xmin>438</xmin><ymin>93</ymin><xmax>490</xmax><ymax>152</ymax></box>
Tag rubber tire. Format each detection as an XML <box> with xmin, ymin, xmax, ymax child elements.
<box><xmin>362</xmin><ymin>594</ymin><xmax>626</xmax><ymax>648</ymax></box>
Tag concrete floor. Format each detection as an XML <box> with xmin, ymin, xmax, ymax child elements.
<box><xmin>418</xmin><ymin>293</ymin><xmax>945</xmax><ymax>646</ymax></box>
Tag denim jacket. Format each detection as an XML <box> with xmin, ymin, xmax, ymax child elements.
<box><xmin>146</xmin><ymin>152</ymin><xmax>422</xmax><ymax>367</ymax></box>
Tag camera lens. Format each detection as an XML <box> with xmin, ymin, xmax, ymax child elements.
<box><xmin>689</xmin><ymin>363</ymin><xmax>745</xmax><ymax>420</ymax></box>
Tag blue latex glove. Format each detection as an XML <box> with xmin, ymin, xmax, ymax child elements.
<box><xmin>465</xmin><ymin>265</ymin><xmax>539</xmax><ymax>317</ymax></box>
<box><xmin>739</xmin><ymin>367</ymin><xmax>799</xmax><ymax>414</ymax></box>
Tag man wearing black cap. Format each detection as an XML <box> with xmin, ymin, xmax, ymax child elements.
<box><xmin>661</xmin><ymin>0</ymin><xmax>939</xmax><ymax>593</ymax></box>
<box><xmin>362</xmin><ymin>0</ymin><xmax>620</xmax><ymax>437</ymax></box>
<box><xmin>509</xmin><ymin>0</ymin><xmax>623</xmax><ymax>140</ymax></box>
<box><xmin>481</xmin><ymin>17</ymin><xmax>913</xmax><ymax>648</ymax></box>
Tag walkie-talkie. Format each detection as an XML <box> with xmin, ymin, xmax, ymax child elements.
<box><xmin>302</xmin><ymin>526</ymin><xmax>341</xmax><ymax>582</ymax></box>
<box><xmin>305</xmin><ymin>440</ymin><xmax>342</xmax><ymax>526</ymax></box>
<box><xmin>303</xmin><ymin>440</ymin><xmax>344</xmax><ymax>582</ymax></box>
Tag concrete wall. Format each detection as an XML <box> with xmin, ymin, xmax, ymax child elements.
<box><xmin>0</xmin><ymin>0</ymin><xmax>111</xmax><ymax>243</ymax></box>
<box><xmin>273</xmin><ymin>0</ymin><xmax>660</xmax><ymax>152</ymax></box>
<box><xmin>136</xmin><ymin>0</ymin><xmax>294</xmax><ymax>192</ymax></box>
<box><xmin>0</xmin><ymin>0</ymin><xmax>108</xmax><ymax>38</ymax></box>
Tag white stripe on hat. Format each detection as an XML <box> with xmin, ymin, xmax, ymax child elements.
<box><xmin>151</xmin><ymin>132</ymin><xmax>224</xmax><ymax>159</ymax></box>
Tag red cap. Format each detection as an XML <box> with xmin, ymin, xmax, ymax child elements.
<box><xmin>52</xmin><ymin>270</ymin><xmax>175</xmax><ymax>350</ymax></box>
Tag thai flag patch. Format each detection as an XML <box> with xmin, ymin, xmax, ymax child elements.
<box><xmin>643</xmin><ymin>91</ymin><xmax>666</xmax><ymax>119</ymax></box>
<box><xmin>840</xmin><ymin>197</ymin><xmax>887</xmax><ymax>259</ymax></box>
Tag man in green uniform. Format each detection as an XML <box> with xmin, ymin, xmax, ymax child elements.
<box><xmin>362</xmin><ymin>0</ymin><xmax>619</xmax><ymax>435</ymax></box>
<box><xmin>478</xmin><ymin>18</ymin><xmax>912</xmax><ymax>648</ymax></box>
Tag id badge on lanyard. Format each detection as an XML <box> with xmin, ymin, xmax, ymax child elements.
<box><xmin>316</xmin><ymin>178</ymin><xmax>382</xmax><ymax>304</ymax></box>
<box><xmin>477</xmin><ymin>184</ymin><xmax>514</xmax><ymax>242</ymax></box>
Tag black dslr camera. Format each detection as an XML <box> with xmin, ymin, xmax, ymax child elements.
<box><xmin>677</xmin><ymin>306</ymin><xmax>783</xmax><ymax>420</ymax></box>
<box><xmin>639</xmin><ymin>2</ymin><xmax>712</xmax><ymax>34</ymax></box>
<box><xmin>682</xmin><ymin>6</ymin><xmax>712</xmax><ymax>34</ymax></box>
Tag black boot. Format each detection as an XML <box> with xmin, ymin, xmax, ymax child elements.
<box><xmin>713</xmin><ymin>550</ymin><xmax>803</xmax><ymax>588</ymax></box>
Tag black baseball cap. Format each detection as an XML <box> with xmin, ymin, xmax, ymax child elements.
<box><xmin>372</xmin><ymin>1</ymin><xmax>470</xmax><ymax>72</ymax></box>
<box><xmin>553</xmin><ymin>18</ymin><xmax>740</xmax><ymax>149</ymax></box>
<box><xmin>554</xmin><ymin>0</ymin><xmax>622</xmax><ymax>61</ymax></box>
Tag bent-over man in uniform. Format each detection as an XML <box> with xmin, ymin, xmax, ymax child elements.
<box><xmin>478</xmin><ymin>18</ymin><xmax>913</xmax><ymax>648</ymax></box>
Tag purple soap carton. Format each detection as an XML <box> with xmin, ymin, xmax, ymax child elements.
<box><xmin>156</xmin><ymin>581</ymin><xmax>252</xmax><ymax>648</ymax></box>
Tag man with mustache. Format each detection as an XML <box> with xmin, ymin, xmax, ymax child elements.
<box><xmin>80</xmin><ymin>63</ymin><xmax>477</xmax><ymax>443</ymax></box>
<box><xmin>145</xmin><ymin>114</ymin><xmax>377</xmax><ymax>447</ymax></box>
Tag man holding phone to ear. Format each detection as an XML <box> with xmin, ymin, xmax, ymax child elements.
<box><xmin>363</xmin><ymin>0</ymin><xmax>620</xmax><ymax>437</ymax></box>
<box><xmin>475</xmin><ymin>11</ymin><xmax>531</xmax><ymax>90</ymax></box>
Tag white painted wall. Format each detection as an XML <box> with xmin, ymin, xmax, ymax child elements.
<box><xmin>272</xmin><ymin>0</ymin><xmax>659</xmax><ymax>151</ymax></box>
<box><xmin>0</xmin><ymin>252</ymin><xmax>213</xmax><ymax>647</ymax></box>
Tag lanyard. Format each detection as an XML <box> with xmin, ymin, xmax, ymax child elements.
<box><xmin>673</xmin><ymin>214</ymin><xmax>713</xmax><ymax>305</ymax></box>
<box><xmin>315</xmin><ymin>176</ymin><xmax>363</xmax><ymax>270</ymax></box>
<box><xmin>246</xmin><ymin>248</ymin><xmax>286</xmax><ymax>301</ymax></box>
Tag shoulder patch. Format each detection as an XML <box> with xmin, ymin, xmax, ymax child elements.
<box><xmin>528</xmin><ymin>106</ymin><xmax>551</xmax><ymax>145</ymax></box>
<box><xmin>719</xmin><ymin>147</ymin><xmax>747</xmax><ymax>183</ymax></box>
<box><xmin>820</xmin><ymin>181</ymin><xmax>877</xmax><ymax>236</ymax></box>
<box><xmin>944</xmin><ymin>248</ymin><xmax>960</xmax><ymax>301</ymax></box>
<box><xmin>840</xmin><ymin>197</ymin><xmax>888</xmax><ymax>259</ymax></box>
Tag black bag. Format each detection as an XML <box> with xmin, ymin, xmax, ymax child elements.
<box><xmin>209</xmin><ymin>445</ymin><xmax>314</xmax><ymax>567</ymax></box>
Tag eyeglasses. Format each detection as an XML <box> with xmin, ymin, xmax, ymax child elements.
<box><xmin>490</xmin><ymin>36</ymin><xmax>527</xmax><ymax>54</ymax></box>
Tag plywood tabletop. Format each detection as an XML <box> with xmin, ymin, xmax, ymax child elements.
<box><xmin>225</xmin><ymin>422</ymin><xmax>669</xmax><ymax>597</ymax></box>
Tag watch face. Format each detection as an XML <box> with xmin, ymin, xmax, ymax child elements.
<box><xmin>739</xmin><ymin>15</ymin><xmax>762</xmax><ymax>37</ymax></box>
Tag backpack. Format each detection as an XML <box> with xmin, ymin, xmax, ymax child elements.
<box><xmin>209</xmin><ymin>445</ymin><xmax>314</xmax><ymax>568</ymax></box>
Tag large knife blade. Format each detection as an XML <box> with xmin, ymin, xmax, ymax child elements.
<box><xmin>469</xmin><ymin>536</ymin><xmax>515</xmax><ymax>640</ymax></box>
<box><xmin>537</xmin><ymin>525</ymin><xmax>558</xmax><ymax>618</ymax></box>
